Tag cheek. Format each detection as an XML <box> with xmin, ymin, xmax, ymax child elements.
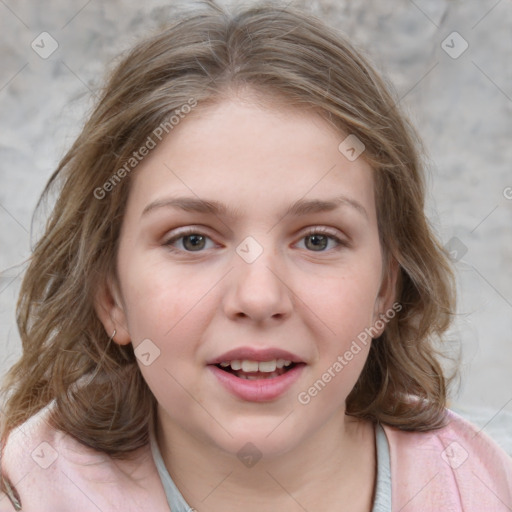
<box><xmin>122</xmin><ymin>269</ymin><xmax>213</xmax><ymax>404</ymax></box>
<box><xmin>119</xmin><ymin>250</ymin><xmax>207</xmax><ymax>340</ymax></box>
<box><xmin>119</xmin><ymin>256</ymin><xmax>219</xmax><ymax>390</ymax></box>
<box><xmin>301</xmin><ymin>260</ymin><xmax>382</xmax><ymax>336</ymax></box>
<box><xmin>296</xmin><ymin>258</ymin><xmax>381</xmax><ymax>396</ymax></box>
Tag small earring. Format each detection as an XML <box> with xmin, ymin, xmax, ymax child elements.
<box><xmin>109</xmin><ymin>329</ymin><xmax>117</xmax><ymax>342</ymax></box>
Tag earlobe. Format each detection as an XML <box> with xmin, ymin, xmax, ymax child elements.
<box><xmin>93</xmin><ymin>275</ymin><xmax>131</xmax><ymax>345</ymax></box>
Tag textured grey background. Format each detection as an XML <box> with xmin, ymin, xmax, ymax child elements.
<box><xmin>1</xmin><ymin>0</ymin><xmax>511</xmax><ymax>449</ymax></box>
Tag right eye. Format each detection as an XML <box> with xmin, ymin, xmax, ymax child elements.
<box><xmin>163</xmin><ymin>228</ymin><xmax>217</xmax><ymax>252</ymax></box>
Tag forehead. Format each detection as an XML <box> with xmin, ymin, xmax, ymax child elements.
<box><xmin>125</xmin><ymin>94</ymin><xmax>377</xmax><ymax>224</ymax></box>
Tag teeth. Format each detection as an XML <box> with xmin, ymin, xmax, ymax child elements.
<box><xmin>230</xmin><ymin>360</ymin><xmax>242</xmax><ymax>371</ymax></box>
<box><xmin>241</xmin><ymin>360</ymin><xmax>259</xmax><ymax>372</ymax></box>
<box><xmin>258</xmin><ymin>360</ymin><xmax>277</xmax><ymax>372</ymax></box>
<box><xmin>218</xmin><ymin>359</ymin><xmax>293</xmax><ymax>372</ymax></box>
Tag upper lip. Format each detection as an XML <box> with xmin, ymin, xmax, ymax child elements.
<box><xmin>208</xmin><ymin>347</ymin><xmax>305</xmax><ymax>365</ymax></box>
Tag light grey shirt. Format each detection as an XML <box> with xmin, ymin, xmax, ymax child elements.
<box><xmin>150</xmin><ymin>423</ymin><xmax>392</xmax><ymax>511</ymax></box>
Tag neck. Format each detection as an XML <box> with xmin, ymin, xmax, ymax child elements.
<box><xmin>156</xmin><ymin>410</ymin><xmax>376</xmax><ymax>512</ymax></box>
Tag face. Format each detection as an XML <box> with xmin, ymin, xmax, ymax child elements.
<box><xmin>97</xmin><ymin>91</ymin><xmax>396</xmax><ymax>458</ymax></box>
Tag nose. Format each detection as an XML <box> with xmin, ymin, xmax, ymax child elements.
<box><xmin>222</xmin><ymin>245</ymin><xmax>293</xmax><ymax>324</ymax></box>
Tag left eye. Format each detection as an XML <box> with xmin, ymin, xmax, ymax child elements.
<box><xmin>296</xmin><ymin>230</ymin><xmax>344</xmax><ymax>252</ymax></box>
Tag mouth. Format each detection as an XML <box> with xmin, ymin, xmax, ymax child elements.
<box><xmin>207</xmin><ymin>347</ymin><xmax>306</xmax><ymax>400</ymax></box>
<box><xmin>214</xmin><ymin>359</ymin><xmax>301</xmax><ymax>380</ymax></box>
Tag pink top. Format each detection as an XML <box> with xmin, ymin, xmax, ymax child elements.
<box><xmin>1</xmin><ymin>406</ymin><xmax>511</xmax><ymax>511</ymax></box>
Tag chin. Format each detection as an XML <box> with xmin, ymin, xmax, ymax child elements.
<box><xmin>199</xmin><ymin>412</ymin><xmax>308</xmax><ymax>460</ymax></box>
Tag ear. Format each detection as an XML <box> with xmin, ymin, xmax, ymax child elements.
<box><xmin>371</xmin><ymin>255</ymin><xmax>400</xmax><ymax>336</ymax></box>
<box><xmin>93</xmin><ymin>274</ymin><xmax>131</xmax><ymax>345</ymax></box>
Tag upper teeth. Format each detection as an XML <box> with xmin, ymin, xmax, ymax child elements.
<box><xmin>219</xmin><ymin>359</ymin><xmax>292</xmax><ymax>373</ymax></box>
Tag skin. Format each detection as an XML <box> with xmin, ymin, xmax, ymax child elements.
<box><xmin>96</xmin><ymin>88</ymin><xmax>397</xmax><ymax>511</ymax></box>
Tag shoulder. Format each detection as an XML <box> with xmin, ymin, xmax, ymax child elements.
<box><xmin>1</xmin><ymin>404</ymin><xmax>169</xmax><ymax>512</ymax></box>
<box><xmin>382</xmin><ymin>408</ymin><xmax>512</xmax><ymax>512</ymax></box>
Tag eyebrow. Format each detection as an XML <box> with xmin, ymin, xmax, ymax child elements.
<box><xmin>141</xmin><ymin>195</ymin><xmax>368</xmax><ymax>220</ymax></box>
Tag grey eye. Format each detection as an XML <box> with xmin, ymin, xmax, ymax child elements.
<box><xmin>304</xmin><ymin>234</ymin><xmax>329</xmax><ymax>251</ymax></box>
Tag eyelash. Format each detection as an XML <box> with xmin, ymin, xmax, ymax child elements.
<box><xmin>162</xmin><ymin>227</ymin><xmax>348</xmax><ymax>254</ymax></box>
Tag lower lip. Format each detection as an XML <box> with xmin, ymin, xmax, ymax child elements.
<box><xmin>208</xmin><ymin>364</ymin><xmax>305</xmax><ymax>402</ymax></box>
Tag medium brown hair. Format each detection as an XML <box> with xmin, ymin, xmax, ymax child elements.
<box><xmin>1</xmin><ymin>0</ymin><xmax>456</xmax><ymax>460</ymax></box>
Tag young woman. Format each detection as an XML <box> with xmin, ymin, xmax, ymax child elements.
<box><xmin>1</xmin><ymin>2</ymin><xmax>511</xmax><ymax>510</ymax></box>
